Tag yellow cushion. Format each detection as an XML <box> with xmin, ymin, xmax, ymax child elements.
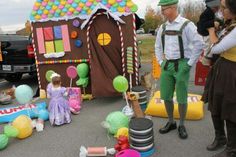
<box><xmin>145</xmin><ymin>91</ymin><xmax>204</xmax><ymax>120</ymax></box>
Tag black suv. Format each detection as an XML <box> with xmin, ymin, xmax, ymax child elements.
<box><xmin>0</xmin><ymin>34</ymin><xmax>36</xmax><ymax>82</ymax></box>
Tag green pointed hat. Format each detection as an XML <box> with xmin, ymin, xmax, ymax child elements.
<box><xmin>158</xmin><ymin>0</ymin><xmax>179</xmax><ymax>6</ymax></box>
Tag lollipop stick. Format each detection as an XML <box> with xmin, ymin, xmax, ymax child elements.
<box><xmin>129</xmin><ymin>74</ymin><xmax>132</xmax><ymax>92</ymax></box>
<box><xmin>83</xmin><ymin>87</ymin><xmax>86</xmax><ymax>95</ymax></box>
<box><xmin>70</xmin><ymin>78</ymin><xmax>72</xmax><ymax>88</ymax></box>
<box><xmin>123</xmin><ymin>92</ymin><xmax>130</xmax><ymax>107</ymax></box>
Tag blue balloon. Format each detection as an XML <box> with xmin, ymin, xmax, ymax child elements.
<box><xmin>15</xmin><ymin>85</ymin><xmax>33</xmax><ymax>104</ymax></box>
<box><xmin>38</xmin><ymin>110</ymin><xmax>49</xmax><ymax>121</ymax></box>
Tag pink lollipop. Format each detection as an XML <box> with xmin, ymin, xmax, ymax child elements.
<box><xmin>67</xmin><ymin>66</ymin><xmax>77</xmax><ymax>79</ymax></box>
<box><xmin>67</xmin><ymin>66</ymin><xmax>77</xmax><ymax>87</ymax></box>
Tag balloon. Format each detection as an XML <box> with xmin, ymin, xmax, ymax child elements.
<box><xmin>12</xmin><ymin>115</ymin><xmax>33</xmax><ymax>139</ymax></box>
<box><xmin>66</xmin><ymin>66</ymin><xmax>77</xmax><ymax>79</ymax></box>
<box><xmin>45</xmin><ymin>70</ymin><xmax>55</xmax><ymax>82</ymax></box>
<box><xmin>4</xmin><ymin>125</ymin><xmax>19</xmax><ymax>138</ymax></box>
<box><xmin>113</xmin><ymin>76</ymin><xmax>128</xmax><ymax>93</ymax></box>
<box><xmin>105</xmin><ymin>111</ymin><xmax>129</xmax><ymax>135</ymax></box>
<box><xmin>15</xmin><ymin>85</ymin><xmax>33</xmax><ymax>104</ymax></box>
<box><xmin>77</xmin><ymin>63</ymin><xmax>89</xmax><ymax>78</ymax></box>
<box><xmin>0</xmin><ymin>134</ymin><xmax>8</xmax><ymax>150</ymax></box>
<box><xmin>38</xmin><ymin>110</ymin><xmax>49</xmax><ymax>121</ymax></box>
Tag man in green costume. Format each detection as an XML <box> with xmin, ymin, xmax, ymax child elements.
<box><xmin>155</xmin><ymin>0</ymin><xmax>204</xmax><ymax>139</ymax></box>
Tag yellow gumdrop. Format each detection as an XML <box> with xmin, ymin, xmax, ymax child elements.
<box><xmin>35</xmin><ymin>15</ymin><xmax>41</xmax><ymax>20</ymax></box>
<box><xmin>127</xmin><ymin>1</ymin><xmax>134</xmax><ymax>7</ymax></box>
<box><xmin>117</xmin><ymin>7</ymin><xmax>125</xmax><ymax>12</ymax></box>
<box><xmin>12</xmin><ymin>115</ymin><xmax>33</xmax><ymax>139</ymax></box>
<box><xmin>108</xmin><ymin>0</ymin><xmax>116</xmax><ymax>5</ymax></box>
<box><xmin>43</xmin><ymin>10</ymin><xmax>49</xmax><ymax>15</ymax></box>
<box><xmin>115</xmin><ymin>127</ymin><xmax>129</xmax><ymax>138</ymax></box>
<box><xmin>69</xmin><ymin>7</ymin><xmax>75</xmax><ymax>12</ymax></box>
<box><xmin>35</xmin><ymin>2</ymin><xmax>41</xmax><ymax>7</ymax></box>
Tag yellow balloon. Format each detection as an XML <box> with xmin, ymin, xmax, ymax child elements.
<box><xmin>12</xmin><ymin>115</ymin><xmax>33</xmax><ymax>139</ymax></box>
<box><xmin>115</xmin><ymin>127</ymin><xmax>129</xmax><ymax>138</ymax></box>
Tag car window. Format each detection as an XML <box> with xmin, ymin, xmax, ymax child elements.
<box><xmin>0</xmin><ymin>34</ymin><xmax>28</xmax><ymax>41</ymax></box>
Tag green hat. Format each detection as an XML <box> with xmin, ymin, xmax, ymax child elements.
<box><xmin>158</xmin><ymin>0</ymin><xmax>178</xmax><ymax>6</ymax></box>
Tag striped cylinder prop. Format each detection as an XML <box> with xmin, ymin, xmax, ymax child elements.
<box><xmin>129</xmin><ymin>118</ymin><xmax>155</xmax><ymax>157</ymax></box>
<box><xmin>131</xmin><ymin>86</ymin><xmax>147</xmax><ymax>112</ymax></box>
<box><xmin>127</xmin><ymin>47</ymin><xmax>134</xmax><ymax>74</ymax></box>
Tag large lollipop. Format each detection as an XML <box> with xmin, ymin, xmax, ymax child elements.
<box><xmin>66</xmin><ymin>66</ymin><xmax>77</xmax><ymax>87</ymax></box>
<box><xmin>113</xmin><ymin>76</ymin><xmax>133</xmax><ymax>117</ymax></box>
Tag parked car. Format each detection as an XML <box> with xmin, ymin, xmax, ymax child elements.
<box><xmin>0</xmin><ymin>34</ymin><xmax>36</xmax><ymax>82</ymax></box>
<box><xmin>136</xmin><ymin>28</ymin><xmax>145</xmax><ymax>34</ymax></box>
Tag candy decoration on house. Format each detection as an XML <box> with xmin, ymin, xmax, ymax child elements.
<box><xmin>115</xmin><ymin>149</ymin><xmax>141</xmax><ymax>157</ymax></box>
<box><xmin>68</xmin><ymin>87</ymin><xmax>82</xmax><ymax>114</ymax></box>
<box><xmin>66</xmin><ymin>66</ymin><xmax>77</xmax><ymax>87</ymax></box>
<box><xmin>45</xmin><ymin>70</ymin><xmax>56</xmax><ymax>82</ymax></box>
<box><xmin>126</xmin><ymin>47</ymin><xmax>134</xmax><ymax>90</ymax></box>
<box><xmin>76</xmin><ymin>63</ymin><xmax>92</xmax><ymax>100</ymax></box>
<box><xmin>30</xmin><ymin>0</ymin><xmax>140</xmax><ymax>97</ymax></box>
<box><xmin>79</xmin><ymin>146</ymin><xmax>116</xmax><ymax>157</ymax></box>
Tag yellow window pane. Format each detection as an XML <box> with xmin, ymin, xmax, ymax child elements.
<box><xmin>45</xmin><ymin>41</ymin><xmax>55</xmax><ymax>53</ymax></box>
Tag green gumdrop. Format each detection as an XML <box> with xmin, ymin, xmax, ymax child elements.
<box><xmin>4</xmin><ymin>125</ymin><xmax>19</xmax><ymax>138</ymax></box>
<box><xmin>77</xmin><ymin>63</ymin><xmax>89</xmax><ymax>78</ymax></box>
<box><xmin>0</xmin><ymin>134</ymin><xmax>8</xmax><ymax>150</ymax></box>
<box><xmin>131</xmin><ymin>4</ymin><xmax>138</xmax><ymax>12</ymax></box>
<box><xmin>32</xmin><ymin>11</ymin><xmax>37</xmax><ymax>16</ymax></box>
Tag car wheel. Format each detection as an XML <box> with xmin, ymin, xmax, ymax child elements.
<box><xmin>5</xmin><ymin>73</ymin><xmax>23</xmax><ymax>82</ymax></box>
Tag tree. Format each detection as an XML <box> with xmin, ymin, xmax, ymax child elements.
<box><xmin>143</xmin><ymin>6</ymin><xmax>163</xmax><ymax>33</ymax></box>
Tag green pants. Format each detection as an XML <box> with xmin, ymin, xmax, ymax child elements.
<box><xmin>160</xmin><ymin>59</ymin><xmax>191</xmax><ymax>104</ymax></box>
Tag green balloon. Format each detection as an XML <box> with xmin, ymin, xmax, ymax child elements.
<box><xmin>0</xmin><ymin>134</ymin><xmax>8</xmax><ymax>150</ymax></box>
<box><xmin>113</xmin><ymin>75</ymin><xmax>128</xmax><ymax>93</ymax></box>
<box><xmin>4</xmin><ymin>125</ymin><xmax>19</xmax><ymax>138</ymax></box>
<box><xmin>77</xmin><ymin>63</ymin><xmax>89</xmax><ymax>78</ymax></box>
<box><xmin>45</xmin><ymin>70</ymin><xmax>55</xmax><ymax>82</ymax></box>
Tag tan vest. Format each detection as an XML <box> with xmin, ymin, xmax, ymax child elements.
<box><xmin>221</xmin><ymin>46</ymin><xmax>236</xmax><ymax>62</ymax></box>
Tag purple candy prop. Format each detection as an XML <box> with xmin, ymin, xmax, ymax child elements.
<box><xmin>73</xmin><ymin>19</ymin><xmax>80</xmax><ymax>27</ymax></box>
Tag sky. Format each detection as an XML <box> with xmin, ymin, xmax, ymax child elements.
<box><xmin>0</xmin><ymin>0</ymin><xmax>203</xmax><ymax>33</ymax></box>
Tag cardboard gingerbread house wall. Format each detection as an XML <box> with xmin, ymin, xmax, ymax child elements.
<box><xmin>30</xmin><ymin>0</ymin><xmax>140</xmax><ymax>97</ymax></box>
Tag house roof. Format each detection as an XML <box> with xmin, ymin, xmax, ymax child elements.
<box><xmin>30</xmin><ymin>0</ymin><xmax>138</xmax><ymax>22</ymax></box>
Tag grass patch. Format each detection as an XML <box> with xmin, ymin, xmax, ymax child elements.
<box><xmin>137</xmin><ymin>35</ymin><xmax>156</xmax><ymax>63</ymax></box>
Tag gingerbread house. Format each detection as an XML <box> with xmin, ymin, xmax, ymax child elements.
<box><xmin>30</xmin><ymin>0</ymin><xmax>140</xmax><ymax>97</ymax></box>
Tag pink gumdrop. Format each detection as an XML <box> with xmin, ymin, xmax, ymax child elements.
<box><xmin>116</xmin><ymin>0</ymin><xmax>122</xmax><ymax>2</ymax></box>
<box><xmin>42</xmin><ymin>14</ymin><xmax>48</xmax><ymax>19</ymax></box>
<box><xmin>67</xmin><ymin>11</ymin><xmax>73</xmax><ymax>16</ymax></box>
<box><xmin>106</xmin><ymin>4</ymin><xmax>111</xmax><ymax>8</ymax></box>
<box><xmin>76</xmin><ymin>7</ymin><xmax>82</xmax><ymax>12</ymax></box>
<box><xmin>59</xmin><ymin>4</ymin><xmax>64</xmax><ymax>9</ymax></box>
<box><xmin>86</xmin><ymin>1</ymin><xmax>92</xmax><ymax>7</ymax></box>
<box><xmin>96</xmin><ymin>0</ymin><xmax>101</xmax><ymax>2</ymax></box>
<box><xmin>49</xmin><ymin>10</ymin><xmax>55</xmax><ymax>14</ymax></box>
<box><xmin>125</xmin><ymin>7</ymin><xmax>130</xmax><ymax>12</ymax></box>
<box><xmin>33</xmin><ymin>5</ymin><xmax>39</xmax><ymax>11</ymax></box>
<box><xmin>68</xmin><ymin>0</ymin><xmax>73</xmax><ymax>4</ymax></box>
<box><xmin>42</xmin><ymin>1</ymin><xmax>47</xmax><ymax>7</ymax></box>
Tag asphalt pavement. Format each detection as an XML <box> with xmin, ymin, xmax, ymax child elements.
<box><xmin>0</xmin><ymin>63</ymin><xmax>224</xmax><ymax>157</ymax></box>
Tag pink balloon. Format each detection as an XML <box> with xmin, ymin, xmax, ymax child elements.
<box><xmin>66</xmin><ymin>66</ymin><xmax>77</xmax><ymax>79</ymax></box>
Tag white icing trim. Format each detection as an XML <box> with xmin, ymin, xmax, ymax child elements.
<box><xmin>43</xmin><ymin>52</ymin><xmax>65</xmax><ymax>58</ymax></box>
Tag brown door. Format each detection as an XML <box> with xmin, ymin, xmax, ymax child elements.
<box><xmin>88</xmin><ymin>14</ymin><xmax>122</xmax><ymax>97</ymax></box>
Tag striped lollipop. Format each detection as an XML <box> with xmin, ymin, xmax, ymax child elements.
<box><xmin>126</xmin><ymin>47</ymin><xmax>134</xmax><ymax>90</ymax></box>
